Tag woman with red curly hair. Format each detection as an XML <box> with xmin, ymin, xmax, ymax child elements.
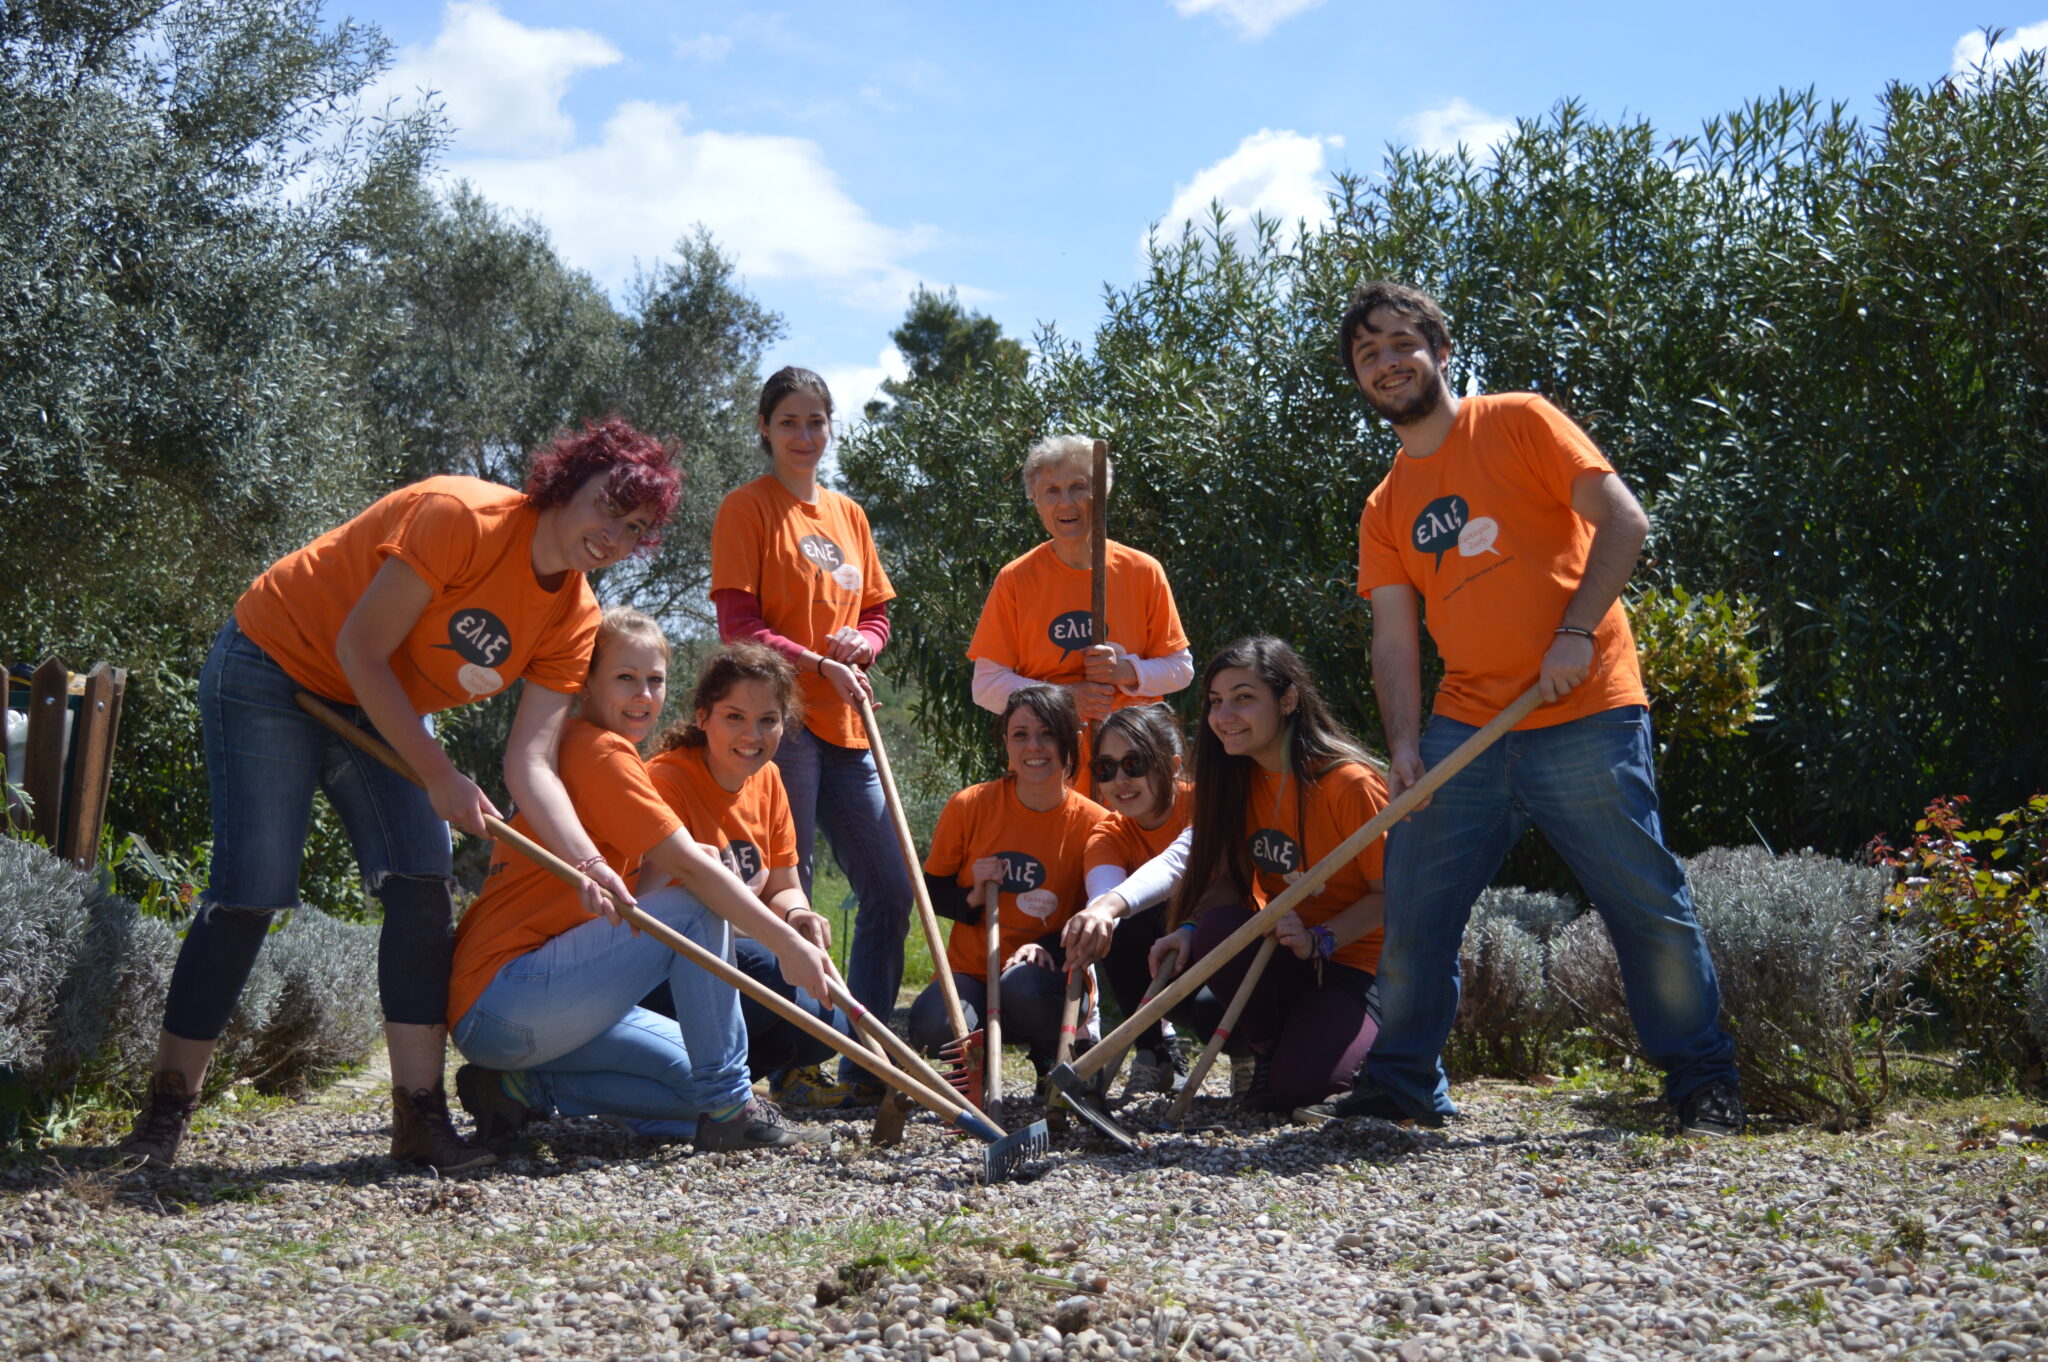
<box><xmin>117</xmin><ymin>419</ymin><xmax>682</xmax><ymax>1173</ymax></box>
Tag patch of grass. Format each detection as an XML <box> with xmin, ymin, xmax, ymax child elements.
<box><xmin>812</xmin><ymin>858</ymin><xmax>941</xmax><ymax>1009</ymax></box>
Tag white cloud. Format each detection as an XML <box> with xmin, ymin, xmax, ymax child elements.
<box><xmin>1399</xmin><ymin>97</ymin><xmax>1516</xmax><ymax>157</ymax></box>
<box><xmin>1150</xmin><ymin>129</ymin><xmax>1341</xmax><ymax>254</ymax></box>
<box><xmin>381</xmin><ymin>1</ymin><xmax>619</xmax><ymax>154</ymax></box>
<box><xmin>674</xmin><ymin>33</ymin><xmax>734</xmax><ymax>63</ymax></box>
<box><xmin>1172</xmin><ymin>0</ymin><xmax>1327</xmax><ymax>40</ymax></box>
<box><xmin>451</xmin><ymin>101</ymin><xmax>937</xmax><ymax>306</ymax></box>
<box><xmin>818</xmin><ymin>346</ymin><xmax>910</xmax><ymax>423</ymax></box>
<box><xmin>1951</xmin><ymin>21</ymin><xmax>2048</xmax><ymax>74</ymax></box>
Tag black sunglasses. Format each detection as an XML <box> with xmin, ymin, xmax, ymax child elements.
<box><xmin>1089</xmin><ymin>753</ymin><xmax>1151</xmax><ymax>784</ymax></box>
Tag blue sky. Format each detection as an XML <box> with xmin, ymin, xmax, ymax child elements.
<box><xmin>342</xmin><ymin>2</ymin><xmax>2043</xmax><ymax>416</ymax></box>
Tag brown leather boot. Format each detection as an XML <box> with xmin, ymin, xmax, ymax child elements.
<box><xmin>117</xmin><ymin>1070</ymin><xmax>201</xmax><ymax>1167</ymax></box>
<box><xmin>390</xmin><ymin>1084</ymin><xmax>496</xmax><ymax>1172</ymax></box>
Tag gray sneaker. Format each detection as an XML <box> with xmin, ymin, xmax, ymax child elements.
<box><xmin>693</xmin><ymin>1097</ymin><xmax>829</xmax><ymax>1152</ymax></box>
<box><xmin>1126</xmin><ymin>1047</ymin><xmax>1183</xmax><ymax>1095</ymax></box>
<box><xmin>1228</xmin><ymin>1054</ymin><xmax>1257</xmax><ymax>1100</ymax></box>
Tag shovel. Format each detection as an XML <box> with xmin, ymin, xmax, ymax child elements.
<box><xmin>1044</xmin><ymin>685</ymin><xmax>1544</xmax><ymax>1150</ymax></box>
<box><xmin>1043</xmin><ymin>967</ymin><xmax>1089</xmax><ymax>1134</ymax></box>
<box><xmin>295</xmin><ymin>692</ymin><xmax>1049</xmax><ymax>1182</ymax></box>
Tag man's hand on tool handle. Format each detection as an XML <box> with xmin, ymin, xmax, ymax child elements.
<box><xmin>1061</xmin><ymin>894</ymin><xmax>1124</xmax><ymax>969</ymax></box>
<box><xmin>1385</xmin><ymin>741</ymin><xmax>1431</xmax><ymax>812</ymax></box>
<box><xmin>1538</xmin><ymin>630</ymin><xmax>1595</xmax><ymax>704</ymax></box>
<box><xmin>1146</xmin><ymin>928</ymin><xmax>1191</xmax><ymax>979</ymax></box>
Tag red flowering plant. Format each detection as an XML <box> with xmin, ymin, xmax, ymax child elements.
<box><xmin>1869</xmin><ymin>794</ymin><xmax>2048</xmax><ymax>1080</ymax></box>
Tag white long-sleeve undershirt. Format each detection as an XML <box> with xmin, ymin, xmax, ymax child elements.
<box><xmin>1083</xmin><ymin>825</ymin><xmax>1192</xmax><ymax>914</ymax></box>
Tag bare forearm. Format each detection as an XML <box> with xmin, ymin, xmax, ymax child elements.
<box><xmin>1562</xmin><ymin>518</ymin><xmax>1646</xmax><ymax>631</ymax></box>
<box><xmin>1372</xmin><ymin>640</ymin><xmax>1423</xmax><ymax>756</ymax></box>
<box><xmin>505</xmin><ymin>752</ymin><xmax>601</xmax><ymax>863</ymax></box>
<box><xmin>333</xmin><ymin>649</ymin><xmax>458</xmax><ymax>788</ymax></box>
<box><xmin>1323</xmin><ymin>891</ymin><xmax>1386</xmax><ymax>949</ymax></box>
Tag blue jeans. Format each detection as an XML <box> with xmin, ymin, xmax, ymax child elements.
<box><xmin>774</xmin><ymin>725</ymin><xmax>912</xmax><ymax>1082</ymax></box>
<box><xmin>637</xmin><ymin>936</ymin><xmax>854</xmax><ymax>1078</ymax></box>
<box><xmin>450</xmin><ymin>885</ymin><xmax>749</xmax><ymax>1123</ymax></box>
<box><xmin>1366</xmin><ymin>705</ymin><xmax>1736</xmax><ymax>1117</ymax></box>
<box><xmin>163</xmin><ymin>620</ymin><xmax>456</xmax><ymax>1039</ymax></box>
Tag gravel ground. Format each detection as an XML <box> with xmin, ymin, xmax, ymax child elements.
<box><xmin>5</xmin><ymin>1055</ymin><xmax>2047</xmax><ymax>1362</ymax></box>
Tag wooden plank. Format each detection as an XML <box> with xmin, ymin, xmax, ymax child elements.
<box><xmin>23</xmin><ymin>657</ymin><xmax>68</xmax><ymax>848</ymax></box>
<box><xmin>59</xmin><ymin>662</ymin><xmax>124</xmax><ymax>866</ymax></box>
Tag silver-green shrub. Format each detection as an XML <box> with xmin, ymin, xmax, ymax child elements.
<box><xmin>2025</xmin><ymin>913</ymin><xmax>2048</xmax><ymax>1063</ymax></box>
<box><xmin>1541</xmin><ymin>846</ymin><xmax>1922</xmax><ymax>1124</ymax></box>
<box><xmin>0</xmin><ymin>839</ymin><xmax>379</xmax><ymax>1120</ymax></box>
<box><xmin>1446</xmin><ymin>888</ymin><xmax>1585</xmax><ymax>1078</ymax></box>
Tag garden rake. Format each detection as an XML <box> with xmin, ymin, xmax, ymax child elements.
<box><xmin>295</xmin><ymin>692</ymin><xmax>1048</xmax><ymax>1183</ymax></box>
<box><xmin>1044</xmin><ymin>684</ymin><xmax>1545</xmax><ymax>1152</ymax></box>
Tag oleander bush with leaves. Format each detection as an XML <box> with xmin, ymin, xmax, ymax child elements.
<box><xmin>0</xmin><ymin>838</ymin><xmax>379</xmax><ymax>1144</ymax></box>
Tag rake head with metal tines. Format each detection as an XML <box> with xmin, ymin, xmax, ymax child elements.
<box><xmin>952</xmin><ymin>1108</ymin><xmax>1050</xmax><ymax>1182</ymax></box>
<box><xmin>1042</xmin><ymin>1062</ymin><xmax>1142</xmax><ymax>1152</ymax></box>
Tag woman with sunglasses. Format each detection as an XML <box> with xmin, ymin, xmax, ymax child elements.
<box><xmin>1059</xmin><ymin>704</ymin><xmax>1195</xmax><ymax>1092</ymax></box>
<box><xmin>1147</xmin><ymin>636</ymin><xmax>1390</xmax><ymax>1114</ymax></box>
<box><xmin>906</xmin><ymin>684</ymin><xmax>1107</xmax><ymax>1084</ymax></box>
<box><xmin>967</xmin><ymin>436</ymin><xmax>1192</xmax><ymax>758</ymax></box>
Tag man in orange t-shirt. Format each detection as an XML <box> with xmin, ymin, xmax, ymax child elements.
<box><xmin>1332</xmin><ymin>280</ymin><xmax>1741</xmax><ymax>1139</ymax></box>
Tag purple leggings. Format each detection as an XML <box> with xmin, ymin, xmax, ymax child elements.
<box><xmin>1189</xmin><ymin>903</ymin><xmax>1382</xmax><ymax>1110</ymax></box>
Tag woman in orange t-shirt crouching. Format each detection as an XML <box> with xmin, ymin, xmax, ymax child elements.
<box><xmin>906</xmin><ymin>685</ymin><xmax>1107</xmax><ymax>1081</ymax></box>
<box><xmin>1148</xmin><ymin>637</ymin><xmax>1391</xmax><ymax>1115</ymax></box>
<box><xmin>120</xmin><ymin>421</ymin><xmax>677</xmax><ymax>1172</ymax></box>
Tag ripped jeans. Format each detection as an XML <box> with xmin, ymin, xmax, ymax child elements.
<box><xmin>160</xmin><ymin>619</ymin><xmax>456</xmax><ymax>1041</ymax></box>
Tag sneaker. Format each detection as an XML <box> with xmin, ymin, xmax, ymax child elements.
<box><xmin>390</xmin><ymin>1084</ymin><xmax>497</xmax><ymax>1172</ymax></box>
<box><xmin>1293</xmin><ymin>1080</ymin><xmax>1446</xmax><ymax>1129</ymax></box>
<box><xmin>770</xmin><ymin>1063</ymin><xmax>858</xmax><ymax>1110</ymax></box>
<box><xmin>1674</xmin><ymin>1080</ymin><xmax>1747</xmax><ymax>1138</ymax></box>
<box><xmin>1126</xmin><ymin>1046</ymin><xmax>1183</xmax><ymax>1095</ymax></box>
<box><xmin>117</xmin><ymin>1070</ymin><xmax>201</xmax><ymax>1168</ymax></box>
<box><xmin>455</xmin><ymin>1064</ymin><xmax>544</xmax><ymax>1153</ymax></box>
<box><xmin>693</xmin><ymin>1097</ymin><xmax>830</xmax><ymax>1152</ymax></box>
<box><xmin>1228</xmin><ymin>1054</ymin><xmax>1256</xmax><ymax>1100</ymax></box>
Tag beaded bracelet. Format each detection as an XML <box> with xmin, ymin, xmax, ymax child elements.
<box><xmin>571</xmin><ymin>853</ymin><xmax>605</xmax><ymax>876</ymax></box>
<box><xmin>1309</xmin><ymin>924</ymin><xmax>1338</xmax><ymax>959</ymax></box>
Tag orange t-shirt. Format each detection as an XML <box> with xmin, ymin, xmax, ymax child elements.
<box><xmin>1356</xmin><ymin>393</ymin><xmax>1647</xmax><ymax>730</ymax></box>
<box><xmin>1084</xmin><ymin>783</ymin><xmax>1192</xmax><ymax>877</ymax></box>
<box><xmin>236</xmin><ymin>476</ymin><xmax>600</xmax><ymax>714</ymax></box>
<box><xmin>710</xmin><ymin>476</ymin><xmax>894</xmax><ymax>749</ymax></box>
<box><xmin>447</xmin><ymin>721</ymin><xmax>681</xmax><ymax>1025</ymax></box>
<box><xmin>1242</xmin><ymin>762</ymin><xmax>1388</xmax><ymax>974</ymax></box>
<box><xmin>925</xmin><ymin>779</ymin><xmax>1107</xmax><ymax>981</ymax></box>
<box><xmin>644</xmin><ymin>744</ymin><xmax>798</xmax><ymax>894</ymax></box>
<box><xmin>967</xmin><ymin>540</ymin><xmax>1189</xmax><ymax>704</ymax></box>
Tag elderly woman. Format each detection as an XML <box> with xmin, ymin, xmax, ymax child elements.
<box><xmin>967</xmin><ymin>436</ymin><xmax>1192</xmax><ymax>739</ymax></box>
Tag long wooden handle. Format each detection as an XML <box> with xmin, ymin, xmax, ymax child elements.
<box><xmin>983</xmin><ymin>879</ymin><xmax>1003</xmax><ymax>1108</ymax></box>
<box><xmin>1164</xmin><ymin>937</ymin><xmax>1275</xmax><ymax>1125</ymax></box>
<box><xmin>292</xmin><ymin>692</ymin><xmax>986</xmax><ymax>1130</ymax></box>
<box><xmin>1054</xmin><ymin>967</ymin><xmax>1087</xmax><ymax>1068</ymax></box>
<box><xmin>855</xmin><ymin>692</ymin><xmax>971</xmax><ymax>1045</ymax></box>
<box><xmin>1086</xmin><ymin>438</ymin><xmax>1109</xmax><ymax>793</ymax></box>
<box><xmin>1071</xmin><ymin>684</ymin><xmax>1545</xmax><ymax>1081</ymax></box>
<box><xmin>819</xmin><ymin>964</ymin><xmax>979</xmax><ymax>1114</ymax></box>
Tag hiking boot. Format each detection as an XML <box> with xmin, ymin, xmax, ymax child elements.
<box><xmin>118</xmin><ymin>1070</ymin><xmax>201</xmax><ymax>1168</ymax></box>
<box><xmin>1293</xmin><ymin>1080</ymin><xmax>1446</xmax><ymax>1129</ymax></box>
<box><xmin>1234</xmin><ymin>1051</ymin><xmax>1278</xmax><ymax>1112</ymax></box>
<box><xmin>693</xmin><ymin>1097</ymin><xmax>829</xmax><ymax>1152</ymax></box>
<box><xmin>1674</xmin><ymin>1080</ymin><xmax>1747</xmax><ymax>1138</ymax></box>
<box><xmin>1227</xmin><ymin>1053</ymin><xmax>1256</xmax><ymax>1101</ymax></box>
<box><xmin>455</xmin><ymin>1064</ymin><xmax>543</xmax><ymax>1154</ymax></box>
<box><xmin>390</xmin><ymin>1084</ymin><xmax>496</xmax><ymax>1172</ymax></box>
<box><xmin>1125</xmin><ymin>1046</ymin><xmax>1184</xmax><ymax>1096</ymax></box>
<box><xmin>770</xmin><ymin>1063</ymin><xmax>857</xmax><ymax>1110</ymax></box>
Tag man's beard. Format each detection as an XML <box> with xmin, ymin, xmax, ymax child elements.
<box><xmin>1365</xmin><ymin>374</ymin><xmax>1447</xmax><ymax>426</ymax></box>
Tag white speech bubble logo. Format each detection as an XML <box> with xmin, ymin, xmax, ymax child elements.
<box><xmin>832</xmin><ymin>562</ymin><xmax>862</xmax><ymax>592</ymax></box>
<box><xmin>458</xmin><ymin>663</ymin><xmax>505</xmax><ymax>697</ymax></box>
<box><xmin>1016</xmin><ymin>888</ymin><xmax>1059</xmax><ymax>920</ymax></box>
<box><xmin>1457</xmin><ymin>517</ymin><xmax>1501</xmax><ymax>557</ymax></box>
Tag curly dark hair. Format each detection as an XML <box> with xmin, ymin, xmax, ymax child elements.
<box><xmin>524</xmin><ymin>417</ymin><xmax>683</xmax><ymax>556</ymax></box>
<box><xmin>1337</xmin><ymin>280</ymin><xmax>1453</xmax><ymax>387</ymax></box>
<box><xmin>656</xmin><ymin>644</ymin><xmax>804</xmax><ymax>753</ymax></box>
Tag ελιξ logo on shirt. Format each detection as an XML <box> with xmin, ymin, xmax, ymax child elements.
<box><xmin>721</xmin><ymin>838</ymin><xmax>766</xmax><ymax>890</ymax></box>
<box><xmin>1411</xmin><ymin>494</ymin><xmax>1504</xmax><ymax>571</ymax></box>
<box><xmin>799</xmin><ymin>534</ymin><xmax>863</xmax><ymax>592</ymax></box>
<box><xmin>1048</xmin><ymin>609</ymin><xmax>1092</xmax><ymax>657</ymax></box>
<box><xmin>433</xmin><ymin>606</ymin><xmax>513</xmax><ymax>697</ymax></box>
<box><xmin>1250</xmin><ymin>827</ymin><xmax>1303</xmax><ymax>879</ymax></box>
